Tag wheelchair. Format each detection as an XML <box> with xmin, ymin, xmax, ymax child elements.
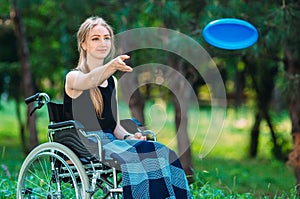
<box><xmin>16</xmin><ymin>92</ymin><xmax>156</xmax><ymax>199</ymax></box>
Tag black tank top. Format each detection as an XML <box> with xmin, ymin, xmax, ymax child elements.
<box><xmin>63</xmin><ymin>76</ymin><xmax>117</xmax><ymax>132</ymax></box>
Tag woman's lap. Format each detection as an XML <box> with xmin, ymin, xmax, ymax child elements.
<box><xmin>87</xmin><ymin>130</ymin><xmax>191</xmax><ymax>198</ymax></box>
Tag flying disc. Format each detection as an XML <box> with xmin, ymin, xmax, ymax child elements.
<box><xmin>203</xmin><ymin>18</ymin><xmax>258</xmax><ymax>50</ymax></box>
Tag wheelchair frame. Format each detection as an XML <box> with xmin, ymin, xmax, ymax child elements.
<box><xmin>16</xmin><ymin>92</ymin><xmax>156</xmax><ymax>199</ymax></box>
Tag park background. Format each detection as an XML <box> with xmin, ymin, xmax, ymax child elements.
<box><xmin>1</xmin><ymin>0</ymin><xmax>300</xmax><ymax>198</ymax></box>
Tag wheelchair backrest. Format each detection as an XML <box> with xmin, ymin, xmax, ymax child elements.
<box><xmin>47</xmin><ymin>101</ymin><xmax>101</xmax><ymax>160</ymax></box>
<box><xmin>47</xmin><ymin>102</ymin><xmax>64</xmax><ymax>123</ymax></box>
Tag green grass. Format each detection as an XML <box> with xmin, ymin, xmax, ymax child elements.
<box><xmin>140</xmin><ymin>100</ymin><xmax>296</xmax><ymax>198</ymax></box>
<box><xmin>193</xmin><ymin>157</ymin><xmax>296</xmax><ymax>198</ymax></box>
<box><xmin>0</xmin><ymin>99</ymin><xmax>298</xmax><ymax>198</ymax></box>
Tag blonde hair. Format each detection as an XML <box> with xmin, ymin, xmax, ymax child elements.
<box><xmin>76</xmin><ymin>16</ymin><xmax>115</xmax><ymax>117</ymax></box>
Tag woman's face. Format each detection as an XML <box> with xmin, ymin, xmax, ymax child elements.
<box><xmin>82</xmin><ymin>24</ymin><xmax>112</xmax><ymax>61</ymax></box>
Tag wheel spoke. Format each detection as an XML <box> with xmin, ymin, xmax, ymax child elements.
<box><xmin>22</xmin><ymin>187</ymin><xmax>47</xmax><ymax>198</ymax></box>
<box><xmin>27</xmin><ymin>157</ymin><xmax>52</xmax><ymax>187</ymax></box>
<box><xmin>38</xmin><ymin>154</ymin><xmax>50</xmax><ymax>180</ymax></box>
<box><xmin>24</xmin><ymin>177</ymin><xmax>47</xmax><ymax>192</ymax></box>
<box><xmin>17</xmin><ymin>143</ymin><xmax>90</xmax><ymax>199</ymax></box>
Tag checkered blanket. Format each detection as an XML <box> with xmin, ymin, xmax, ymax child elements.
<box><xmin>104</xmin><ymin>140</ymin><xmax>192</xmax><ymax>199</ymax></box>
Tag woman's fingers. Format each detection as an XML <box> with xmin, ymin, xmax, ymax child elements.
<box><xmin>117</xmin><ymin>55</ymin><xmax>130</xmax><ymax>65</ymax></box>
<box><xmin>119</xmin><ymin>54</ymin><xmax>130</xmax><ymax>61</ymax></box>
<box><xmin>121</xmin><ymin>65</ymin><xmax>133</xmax><ymax>72</ymax></box>
<box><xmin>114</xmin><ymin>55</ymin><xmax>132</xmax><ymax>72</ymax></box>
<box><xmin>135</xmin><ymin>132</ymin><xmax>142</xmax><ymax>138</ymax></box>
<box><xmin>134</xmin><ymin>132</ymin><xmax>147</xmax><ymax>140</ymax></box>
<box><xmin>125</xmin><ymin>132</ymin><xmax>146</xmax><ymax>140</ymax></box>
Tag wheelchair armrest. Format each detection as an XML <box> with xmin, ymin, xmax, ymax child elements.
<box><xmin>120</xmin><ymin>118</ymin><xmax>157</xmax><ymax>141</ymax></box>
<box><xmin>120</xmin><ymin>118</ymin><xmax>142</xmax><ymax>133</ymax></box>
<box><xmin>48</xmin><ymin>120</ymin><xmax>85</xmax><ymax>130</ymax></box>
<box><xmin>141</xmin><ymin>130</ymin><xmax>157</xmax><ymax>141</ymax></box>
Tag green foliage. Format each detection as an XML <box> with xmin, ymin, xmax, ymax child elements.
<box><xmin>1</xmin><ymin>0</ymin><xmax>300</xmax><ymax>196</ymax></box>
<box><xmin>0</xmin><ymin>176</ymin><xmax>16</xmax><ymax>199</ymax></box>
<box><xmin>0</xmin><ymin>62</ymin><xmax>22</xmax><ymax>102</ymax></box>
<box><xmin>1</xmin><ymin>0</ymin><xmax>299</xmax><ymax>102</ymax></box>
<box><xmin>0</xmin><ymin>25</ymin><xmax>18</xmax><ymax>62</ymax></box>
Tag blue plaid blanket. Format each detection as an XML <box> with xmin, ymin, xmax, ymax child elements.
<box><xmin>104</xmin><ymin>140</ymin><xmax>192</xmax><ymax>199</ymax></box>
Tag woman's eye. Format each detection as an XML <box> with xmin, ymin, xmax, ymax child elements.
<box><xmin>92</xmin><ymin>38</ymin><xmax>99</xmax><ymax>41</ymax></box>
<box><xmin>104</xmin><ymin>37</ymin><xmax>111</xmax><ymax>40</ymax></box>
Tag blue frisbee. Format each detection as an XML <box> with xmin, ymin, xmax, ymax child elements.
<box><xmin>203</xmin><ymin>18</ymin><xmax>258</xmax><ymax>50</ymax></box>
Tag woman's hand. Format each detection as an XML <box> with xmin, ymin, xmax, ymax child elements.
<box><xmin>109</xmin><ymin>55</ymin><xmax>132</xmax><ymax>72</ymax></box>
<box><xmin>126</xmin><ymin>132</ymin><xmax>147</xmax><ymax>141</ymax></box>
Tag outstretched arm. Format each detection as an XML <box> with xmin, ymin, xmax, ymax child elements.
<box><xmin>65</xmin><ymin>55</ymin><xmax>132</xmax><ymax>98</ymax></box>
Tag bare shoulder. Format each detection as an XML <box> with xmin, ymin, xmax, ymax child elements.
<box><xmin>65</xmin><ymin>69</ymin><xmax>86</xmax><ymax>86</ymax></box>
<box><xmin>66</xmin><ymin>69</ymin><xmax>81</xmax><ymax>80</ymax></box>
<box><xmin>65</xmin><ymin>70</ymin><xmax>83</xmax><ymax>99</ymax></box>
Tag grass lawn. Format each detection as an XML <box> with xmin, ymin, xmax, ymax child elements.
<box><xmin>0</xmin><ymin>99</ymin><xmax>297</xmax><ymax>198</ymax></box>
<box><xmin>140</xmin><ymin>100</ymin><xmax>296</xmax><ymax>197</ymax></box>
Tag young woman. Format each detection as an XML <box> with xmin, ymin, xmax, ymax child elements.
<box><xmin>63</xmin><ymin>16</ymin><xmax>191</xmax><ymax>199</ymax></box>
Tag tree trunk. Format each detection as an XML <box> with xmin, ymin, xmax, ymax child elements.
<box><xmin>128</xmin><ymin>90</ymin><xmax>145</xmax><ymax>125</ymax></box>
<box><xmin>119</xmin><ymin>71</ymin><xmax>145</xmax><ymax>125</ymax></box>
<box><xmin>173</xmin><ymin>94</ymin><xmax>193</xmax><ymax>184</ymax></box>
<box><xmin>168</xmin><ymin>57</ymin><xmax>193</xmax><ymax>184</ymax></box>
<box><xmin>264</xmin><ymin>109</ymin><xmax>284</xmax><ymax>160</ymax></box>
<box><xmin>250</xmin><ymin>112</ymin><xmax>261</xmax><ymax>157</ymax></box>
<box><xmin>10</xmin><ymin>0</ymin><xmax>38</xmax><ymax>152</ymax></box>
<box><xmin>15</xmin><ymin>99</ymin><xmax>26</xmax><ymax>153</ymax></box>
<box><xmin>234</xmin><ymin>69</ymin><xmax>245</xmax><ymax>107</ymax></box>
<box><xmin>285</xmin><ymin>48</ymin><xmax>300</xmax><ymax>195</ymax></box>
<box><xmin>245</xmin><ymin>57</ymin><xmax>281</xmax><ymax>159</ymax></box>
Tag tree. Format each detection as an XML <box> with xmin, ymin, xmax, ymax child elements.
<box><xmin>279</xmin><ymin>0</ymin><xmax>300</xmax><ymax>194</ymax></box>
<box><xmin>3</xmin><ymin>0</ymin><xmax>299</xmax><ymax>189</ymax></box>
<box><xmin>10</xmin><ymin>0</ymin><xmax>38</xmax><ymax>152</ymax></box>
<box><xmin>245</xmin><ymin>57</ymin><xmax>283</xmax><ymax>159</ymax></box>
<box><xmin>202</xmin><ymin>0</ymin><xmax>300</xmax><ymax>192</ymax></box>
<box><xmin>114</xmin><ymin>1</ymin><xmax>197</xmax><ymax>181</ymax></box>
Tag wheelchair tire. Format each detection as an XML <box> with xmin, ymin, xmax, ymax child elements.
<box><xmin>16</xmin><ymin>142</ymin><xmax>91</xmax><ymax>199</ymax></box>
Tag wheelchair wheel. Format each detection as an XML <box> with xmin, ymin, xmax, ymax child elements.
<box><xmin>17</xmin><ymin>142</ymin><xmax>90</xmax><ymax>199</ymax></box>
